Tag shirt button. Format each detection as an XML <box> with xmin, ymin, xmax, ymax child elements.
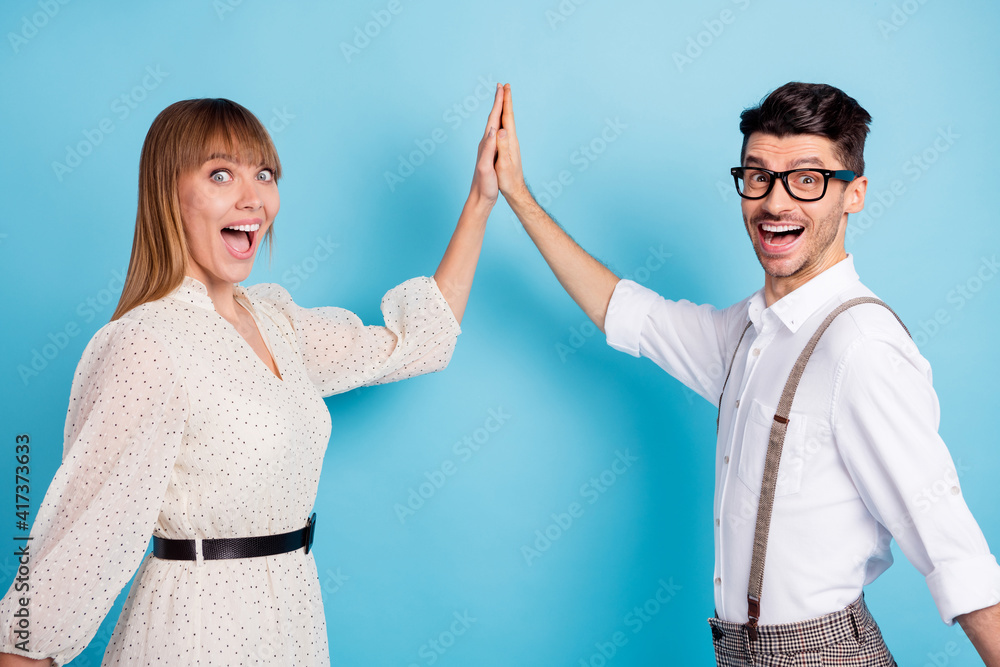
<box><xmin>735</xmin><ymin>399</ymin><xmax>740</xmax><ymax>408</ymax></box>
<box><xmin>715</xmin><ymin>518</ymin><xmax>721</xmax><ymax>527</ymax></box>
<box><xmin>724</xmin><ymin>455</ymin><xmax>730</xmax><ymax>464</ymax></box>
<box><xmin>715</xmin><ymin>577</ymin><xmax>722</xmax><ymax>586</ymax></box>
<box><xmin>752</xmin><ymin>348</ymin><xmax>761</xmax><ymax>357</ymax></box>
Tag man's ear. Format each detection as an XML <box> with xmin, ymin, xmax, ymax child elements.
<box><xmin>844</xmin><ymin>175</ymin><xmax>868</xmax><ymax>214</ymax></box>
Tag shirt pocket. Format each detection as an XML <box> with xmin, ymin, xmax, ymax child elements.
<box><xmin>737</xmin><ymin>398</ymin><xmax>808</xmax><ymax>498</ymax></box>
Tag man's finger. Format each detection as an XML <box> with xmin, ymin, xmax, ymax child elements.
<box><xmin>496</xmin><ymin>128</ymin><xmax>509</xmax><ymax>164</ymax></box>
<box><xmin>501</xmin><ymin>83</ymin><xmax>517</xmax><ymax>134</ymax></box>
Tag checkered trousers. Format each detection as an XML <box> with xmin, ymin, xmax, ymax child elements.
<box><xmin>706</xmin><ymin>595</ymin><xmax>896</xmax><ymax>666</ymax></box>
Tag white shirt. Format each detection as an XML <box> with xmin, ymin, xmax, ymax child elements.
<box><xmin>605</xmin><ymin>255</ymin><xmax>1000</xmax><ymax>625</ymax></box>
<box><xmin>0</xmin><ymin>275</ymin><xmax>460</xmax><ymax>665</ymax></box>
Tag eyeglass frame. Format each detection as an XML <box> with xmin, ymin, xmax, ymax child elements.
<box><xmin>730</xmin><ymin>167</ymin><xmax>856</xmax><ymax>202</ymax></box>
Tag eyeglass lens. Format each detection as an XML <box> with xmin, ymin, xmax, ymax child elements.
<box><xmin>737</xmin><ymin>169</ymin><xmax>826</xmax><ymax>200</ymax></box>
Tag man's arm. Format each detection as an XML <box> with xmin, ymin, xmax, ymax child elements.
<box><xmin>957</xmin><ymin>603</ymin><xmax>1000</xmax><ymax>666</ymax></box>
<box><xmin>494</xmin><ymin>84</ymin><xmax>620</xmax><ymax>331</ymax></box>
<box><xmin>831</xmin><ymin>334</ymin><xmax>1000</xmax><ymax>665</ymax></box>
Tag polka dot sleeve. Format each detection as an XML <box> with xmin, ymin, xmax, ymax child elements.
<box><xmin>250</xmin><ymin>276</ymin><xmax>462</xmax><ymax>397</ymax></box>
<box><xmin>0</xmin><ymin>318</ymin><xmax>187</xmax><ymax>665</ymax></box>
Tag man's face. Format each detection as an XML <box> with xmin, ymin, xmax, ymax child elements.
<box><xmin>740</xmin><ymin>133</ymin><xmax>867</xmax><ymax>285</ymax></box>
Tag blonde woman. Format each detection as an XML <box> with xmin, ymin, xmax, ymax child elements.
<box><xmin>0</xmin><ymin>87</ymin><xmax>504</xmax><ymax>666</ymax></box>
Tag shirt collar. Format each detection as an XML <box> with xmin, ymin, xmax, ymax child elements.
<box><xmin>746</xmin><ymin>255</ymin><xmax>861</xmax><ymax>334</ymax></box>
<box><xmin>170</xmin><ymin>276</ymin><xmax>252</xmax><ymax>312</ymax></box>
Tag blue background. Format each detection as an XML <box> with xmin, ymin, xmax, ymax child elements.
<box><xmin>1</xmin><ymin>0</ymin><xmax>998</xmax><ymax>665</ymax></box>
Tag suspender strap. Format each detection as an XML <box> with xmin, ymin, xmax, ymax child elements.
<box><xmin>744</xmin><ymin>297</ymin><xmax>909</xmax><ymax>641</ymax></box>
<box><xmin>717</xmin><ymin>321</ymin><xmax>754</xmax><ymax>434</ymax></box>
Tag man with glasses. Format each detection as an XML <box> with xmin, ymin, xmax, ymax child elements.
<box><xmin>492</xmin><ymin>81</ymin><xmax>1000</xmax><ymax>665</ymax></box>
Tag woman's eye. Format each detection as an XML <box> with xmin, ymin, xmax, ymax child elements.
<box><xmin>257</xmin><ymin>169</ymin><xmax>274</xmax><ymax>182</ymax></box>
<box><xmin>211</xmin><ymin>170</ymin><xmax>232</xmax><ymax>183</ymax></box>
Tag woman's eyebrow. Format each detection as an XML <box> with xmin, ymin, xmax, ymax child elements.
<box><xmin>204</xmin><ymin>153</ymin><xmax>271</xmax><ymax>169</ymax></box>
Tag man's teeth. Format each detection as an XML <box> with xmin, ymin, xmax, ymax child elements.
<box><xmin>224</xmin><ymin>224</ymin><xmax>260</xmax><ymax>232</ymax></box>
<box><xmin>760</xmin><ymin>223</ymin><xmax>803</xmax><ymax>233</ymax></box>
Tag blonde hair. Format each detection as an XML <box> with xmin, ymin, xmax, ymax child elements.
<box><xmin>111</xmin><ymin>98</ymin><xmax>281</xmax><ymax>321</ymax></box>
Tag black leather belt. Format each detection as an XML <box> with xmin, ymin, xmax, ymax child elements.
<box><xmin>153</xmin><ymin>513</ymin><xmax>316</xmax><ymax>560</ymax></box>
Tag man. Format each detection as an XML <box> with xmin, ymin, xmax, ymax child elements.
<box><xmin>492</xmin><ymin>82</ymin><xmax>1000</xmax><ymax>665</ymax></box>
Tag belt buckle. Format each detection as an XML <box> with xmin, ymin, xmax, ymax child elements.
<box><xmin>304</xmin><ymin>513</ymin><xmax>317</xmax><ymax>554</ymax></box>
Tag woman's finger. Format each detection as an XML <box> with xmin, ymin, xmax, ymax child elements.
<box><xmin>482</xmin><ymin>83</ymin><xmax>503</xmax><ymax>140</ymax></box>
<box><xmin>478</xmin><ymin>127</ymin><xmax>497</xmax><ymax>167</ymax></box>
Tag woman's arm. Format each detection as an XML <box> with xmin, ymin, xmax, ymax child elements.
<box><xmin>432</xmin><ymin>83</ymin><xmax>504</xmax><ymax>325</ymax></box>
<box><xmin>0</xmin><ymin>320</ymin><xmax>186</xmax><ymax>665</ymax></box>
<box><xmin>0</xmin><ymin>653</ymin><xmax>52</xmax><ymax>666</ymax></box>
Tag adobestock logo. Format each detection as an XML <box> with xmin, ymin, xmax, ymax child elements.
<box><xmin>521</xmin><ymin>449</ymin><xmax>639</xmax><ymax>566</ymax></box>
<box><xmin>51</xmin><ymin>66</ymin><xmax>169</xmax><ymax>182</ymax></box>
<box><xmin>406</xmin><ymin>610</ymin><xmax>477</xmax><ymax>667</ymax></box>
<box><xmin>393</xmin><ymin>407</ymin><xmax>512</xmax><ymax>524</ymax></box>
<box><xmin>556</xmin><ymin>244</ymin><xmax>669</xmax><ymax>363</ymax></box>
<box><xmin>577</xmin><ymin>577</ymin><xmax>682</xmax><ymax>667</ymax></box>
<box><xmin>17</xmin><ymin>268</ymin><xmax>126</xmax><ymax>386</ymax></box>
<box><xmin>545</xmin><ymin>0</ymin><xmax>587</xmax><ymax>30</ymax></box>
<box><xmin>672</xmin><ymin>0</ymin><xmax>751</xmax><ymax>73</ymax></box>
<box><xmin>340</xmin><ymin>0</ymin><xmax>406</xmax><ymax>64</ymax></box>
<box><xmin>7</xmin><ymin>0</ymin><xmax>71</xmax><ymax>54</ymax></box>
<box><xmin>846</xmin><ymin>126</ymin><xmax>958</xmax><ymax>245</ymax></box>
<box><xmin>877</xmin><ymin>0</ymin><xmax>933</xmax><ymax>39</ymax></box>
<box><xmin>384</xmin><ymin>75</ymin><xmax>497</xmax><ymax>192</ymax></box>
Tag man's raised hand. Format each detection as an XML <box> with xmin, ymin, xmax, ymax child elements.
<box><xmin>495</xmin><ymin>84</ymin><xmax>529</xmax><ymax>202</ymax></box>
<box><xmin>490</xmin><ymin>83</ymin><xmax>620</xmax><ymax>331</ymax></box>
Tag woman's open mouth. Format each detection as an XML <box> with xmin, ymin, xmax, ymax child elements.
<box><xmin>221</xmin><ymin>222</ymin><xmax>260</xmax><ymax>259</ymax></box>
<box><xmin>758</xmin><ymin>222</ymin><xmax>804</xmax><ymax>255</ymax></box>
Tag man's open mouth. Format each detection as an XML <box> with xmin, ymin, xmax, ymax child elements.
<box><xmin>758</xmin><ymin>222</ymin><xmax>804</xmax><ymax>250</ymax></box>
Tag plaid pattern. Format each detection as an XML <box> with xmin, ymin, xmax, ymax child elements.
<box><xmin>707</xmin><ymin>595</ymin><xmax>896</xmax><ymax>666</ymax></box>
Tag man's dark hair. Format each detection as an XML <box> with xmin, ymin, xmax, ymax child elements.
<box><xmin>739</xmin><ymin>82</ymin><xmax>872</xmax><ymax>176</ymax></box>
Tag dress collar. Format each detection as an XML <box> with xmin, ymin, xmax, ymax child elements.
<box><xmin>746</xmin><ymin>255</ymin><xmax>861</xmax><ymax>334</ymax></box>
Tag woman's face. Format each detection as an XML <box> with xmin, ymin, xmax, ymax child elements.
<box><xmin>177</xmin><ymin>151</ymin><xmax>279</xmax><ymax>290</ymax></box>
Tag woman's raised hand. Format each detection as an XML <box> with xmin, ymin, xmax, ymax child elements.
<box><xmin>431</xmin><ymin>82</ymin><xmax>504</xmax><ymax>324</ymax></box>
<box><xmin>468</xmin><ymin>83</ymin><xmax>504</xmax><ymax>205</ymax></box>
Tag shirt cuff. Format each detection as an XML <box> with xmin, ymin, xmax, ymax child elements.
<box><xmin>424</xmin><ymin>275</ymin><xmax>463</xmax><ymax>337</ymax></box>
<box><xmin>926</xmin><ymin>554</ymin><xmax>1000</xmax><ymax>624</ymax></box>
<box><xmin>605</xmin><ymin>279</ymin><xmax>661</xmax><ymax>357</ymax></box>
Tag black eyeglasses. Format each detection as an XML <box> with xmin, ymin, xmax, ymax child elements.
<box><xmin>731</xmin><ymin>167</ymin><xmax>856</xmax><ymax>202</ymax></box>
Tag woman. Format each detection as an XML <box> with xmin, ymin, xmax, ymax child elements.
<box><xmin>0</xmin><ymin>86</ymin><xmax>504</xmax><ymax>666</ymax></box>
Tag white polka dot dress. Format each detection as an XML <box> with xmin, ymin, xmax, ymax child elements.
<box><xmin>0</xmin><ymin>276</ymin><xmax>460</xmax><ymax>666</ymax></box>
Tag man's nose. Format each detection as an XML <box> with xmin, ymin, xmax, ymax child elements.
<box><xmin>760</xmin><ymin>177</ymin><xmax>797</xmax><ymax>214</ymax></box>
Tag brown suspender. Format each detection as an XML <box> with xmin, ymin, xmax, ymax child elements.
<box><xmin>717</xmin><ymin>297</ymin><xmax>910</xmax><ymax>641</ymax></box>
<box><xmin>717</xmin><ymin>321</ymin><xmax>753</xmax><ymax>434</ymax></box>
